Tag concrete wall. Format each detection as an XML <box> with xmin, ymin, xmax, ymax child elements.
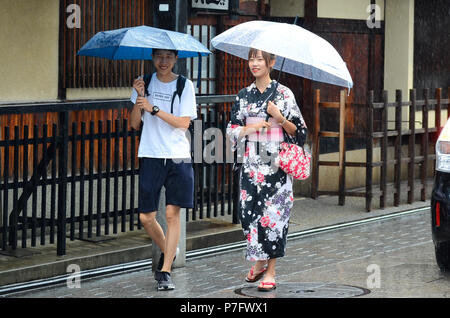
<box><xmin>0</xmin><ymin>0</ymin><xmax>59</xmax><ymax>103</ymax></box>
<box><xmin>384</xmin><ymin>0</ymin><xmax>414</xmax><ymax>101</ymax></box>
<box><xmin>318</xmin><ymin>0</ymin><xmax>384</xmax><ymax>20</ymax></box>
<box><xmin>66</xmin><ymin>88</ymin><xmax>132</xmax><ymax>100</ymax></box>
<box><xmin>270</xmin><ymin>0</ymin><xmax>385</xmax><ymax>20</ymax></box>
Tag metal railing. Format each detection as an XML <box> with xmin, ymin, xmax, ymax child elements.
<box><xmin>0</xmin><ymin>95</ymin><xmax>238</xmax><ymax>256</ymax></box>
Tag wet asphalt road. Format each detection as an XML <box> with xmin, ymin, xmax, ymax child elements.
<box><xmin>5</xmin><ymin>208</ymin><xmax>450</xmax><ymax>298</ymax></box>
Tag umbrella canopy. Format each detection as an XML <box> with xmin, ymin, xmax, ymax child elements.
<box><xmin>77</xmin><ymin>25</ymin><xmax>211</xmax><ymax>60</ymax></box>
<box><xmin>211</xmin><ymin>20</ymin><xmax>353</xmax><ymax>90</ymax></box>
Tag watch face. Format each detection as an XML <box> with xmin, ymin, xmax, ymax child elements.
<box><xmin>152</xmin><ymin>106</ymin><xmax>159</xmax><ymax>115</ymax></box>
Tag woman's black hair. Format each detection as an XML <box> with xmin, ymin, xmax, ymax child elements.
<box><xmin>152</xmin><ymin>49</ymin><xmax>178</xmax><ymax>56</ymax></box>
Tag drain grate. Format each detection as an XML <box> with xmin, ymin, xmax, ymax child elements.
<box><xmin>235</xmin><ymin>282</ymin><xmax>370</xmax><ymax>298</ymax></box>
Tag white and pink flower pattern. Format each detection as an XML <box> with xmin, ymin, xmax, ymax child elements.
<box><xmin>227</xmin><ymin>80</ymin><xmax>307</xmax><ymax>261</ymax></box>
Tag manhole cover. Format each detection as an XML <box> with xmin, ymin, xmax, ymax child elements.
<box><xmin>235</xmin><ymin>282</ymin><xmax>370</xmax><ymax>298</ymax></box>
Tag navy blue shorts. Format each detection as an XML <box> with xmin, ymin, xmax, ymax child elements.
<box><xmin>138</xmin><ymin>158</ymin><xmax>194</xmax><ymax>213</ymax></box>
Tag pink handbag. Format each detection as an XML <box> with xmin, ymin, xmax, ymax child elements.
<box><xmin>275</xmin><ymin>142</ymin><xmax>311</xmax><ymax>180</ymax></box>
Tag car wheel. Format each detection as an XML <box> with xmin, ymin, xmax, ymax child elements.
<box><xmin>435</xmin><ymin>241</ymin><xmax>450</xmax><ymax>271</ymax></box>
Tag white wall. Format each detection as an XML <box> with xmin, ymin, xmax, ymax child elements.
<box><xmin>318</xmin><ymin>0</ymin><xmax>384</xmax><ymax>20</ymax></box>
<box><xmin>0</xmin><ymin>0</ymin><xmax>59</xmax><ymax>103</ymax></box>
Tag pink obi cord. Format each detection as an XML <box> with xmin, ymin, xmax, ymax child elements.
<box><xmin>246</xmin><ymin>117</ymin><xmax>283</xmax><ymax>142</ymax></box>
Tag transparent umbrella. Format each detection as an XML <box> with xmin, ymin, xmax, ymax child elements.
<box><xmin>211</xmin><ymin>19</ymin><xmax>353</xmax><ymax>91</ymax></box>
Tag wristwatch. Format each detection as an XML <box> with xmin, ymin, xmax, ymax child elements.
<box><xmin>151</xmin><ymin>106</ymin><xmax>160</xmax><ymax>116</ymax></box>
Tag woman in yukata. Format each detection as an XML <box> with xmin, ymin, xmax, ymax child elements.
<box><xmin>227</xmin><ymin>48</ymin><xmax>307</xmax><ymax>291</ymax></box>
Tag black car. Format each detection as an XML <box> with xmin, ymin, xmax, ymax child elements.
<box><xmin>431</xmin><ymin>120</ymin><xmax>450</xmax><ymax>271</ymax></box>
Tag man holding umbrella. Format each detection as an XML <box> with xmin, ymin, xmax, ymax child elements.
<box><xmin>130</xmin><ymin>49</ymin><xmax>197</xmax><ymax>291</ymax></box>
<box><xmin>78</xmin><ymin>25</ymin><xmax>210</xmax><ymax>291</ymax></box>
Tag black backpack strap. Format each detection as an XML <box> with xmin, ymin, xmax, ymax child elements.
<box><xmin>170</xmin><ymin>75</ymin><xmax>187</xmax><ymax>114</ymax></box>
<box><xmin>143</xmin><ymin>74</ymin><xmax>152</xmax><ymax>97</ymax></box>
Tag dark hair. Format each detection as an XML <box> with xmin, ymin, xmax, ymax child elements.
<box><xmin>152</xmin><ymin>49</ymin><xmax>178</xmax><ymax>56</ymax></box>
<box><xmin>248</xmin><ymin>48</ymin><xmax>276</xmax><ymax>70</ymax></box>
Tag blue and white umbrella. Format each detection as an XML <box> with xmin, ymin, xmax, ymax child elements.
<box><xmin>211</xmin><ymin>20</ymin><xmax>353</xmax><ymax>91</ymax></box>
<box><xmin>78</xmin><ymin>25</ymin><xmax>211</xmax><ymax>81</ymax></box>
<box><xmin>78</xmin><ymin>25</ymin><xmax>211</xmax><ymax>60</ymax></box>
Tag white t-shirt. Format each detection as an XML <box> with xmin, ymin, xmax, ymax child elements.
<box><xmin>130</xmin><ymin>73</ymin><xmax>197</xmax><ymax>159</ymax></box>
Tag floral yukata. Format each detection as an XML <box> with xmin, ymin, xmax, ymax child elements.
<box><xmin>227</xmin><ymin>80</ymin><xmax>307</xmax><ymax>261</ymax></box>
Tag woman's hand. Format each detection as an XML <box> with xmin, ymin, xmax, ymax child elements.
<box><xmin>133</xmin><ymin>77</ymin><xmax>146</xmax><ymax>97</ymax></box>
<box><xmin>253</xmin><ymin>120</ymin><xmax>271</xmax><ymax>131</ymax></box>
<box><xmin>136</xmin><ymin>96</ymin><xmax>153</xmax><ymax>113</ymax></box>
<box><xmin>266</xmin><ymin>101</ymin><xmax>284</xmax><ymax>122</ymax></box>
<box><xmin>240</xmin><ymin>120</ymin><xmax>271</xmax><ymax>137</ymax></box>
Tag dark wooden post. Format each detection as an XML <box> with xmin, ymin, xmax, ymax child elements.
<box><xmin>435</xmin><ymin>88</ymin><xmax>442</xmax><ymax>132</ymax></box>
<box><xmin>421</xmin><ymin>89</ymin><xmax>429</xmax><ymax>201</ymax></box>
<box><xmin>366</xmin><ymin>91</ymin><xmax>374</xmax><ymax>212</ymax></box>
<box><xmin>57</xmin><ymin>112</ymin><xmax>69</xmax><ymax>256</ymax></box>
<box><xmin>408</xmin><ymin>89</ymin><xmax>416</xmax><ymax>204</ymax></box>
<box><xmin>311</xmin><ymin>89</ymin><xmax>320</xmax><ymax>199</ymax></box>
<box><xmin>394</xmin><ymin>90</ymin><xmax>402</xmax><ymax>207</ymax></box>
<box><xmin>380</xmin><ymin>90</ymin><xmax>388</xmax><ymax>209</ymax></box>
<box><xmin>338</xmin><ymin>90</ymin><xmax>346</xmax><ymax>206</ymax></box>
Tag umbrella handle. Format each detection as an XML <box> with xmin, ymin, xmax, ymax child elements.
<box><xmin>265</xmin><ymin>15</ymin><xmax>299</xmax><ymax>122</ymax></box>
<box><xmin>140</xmin><ymin>60</ymin><xmax>145</xmax><ymax>77</ymax></box>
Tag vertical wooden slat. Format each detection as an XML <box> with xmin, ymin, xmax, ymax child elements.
<box><xmin>448</xmin><ymin>87</ymin><xmax>450</xmax><ymax>119</ymax></box>
<box><xmin>88</xmin><ymin>120</ymin><xmax>95</xmax><ymax>238</ymax></box>
<box><xmin>22</xmin><ymin>126</ymin><xmax>29</xmax><ymax>248</ymax></box>
<box><xmin>207</xmin><ymin>25</ymin><xmax>211</xmax><ymax>94</ymax></box>
<box><xmin>98</xmin><ymin>0</ymin><xmax>104</xmax><ymax>88</ymax></box>
<box><xmin>72</xmin><ymin>0</ymin><xmax>78</xmax><ymax>88</ymax></box>
<box><xmin>122</xmin><ymin>119</ymin><xmax>128</xmax><ymax>232</ymax></box>
<box><xmin>214</xmin><ymin>107</ymin><xmax>219</xmax><ymax>217</ymax></box>
<box><xmin>11</xmin><ymin>126</ymin><xmax>20</xmax><ymax>250</ymax></box>
<box><xmin>57</xmin><ymin>112</ymin><xmax>69</xmax><ymax>256</ymax></box>
<box><xmin>70</xmin><ymin>122</ymin><xmax>77</xmax><ymax>241</ymax></box>
<box><xmin>447</xmin><ymin>86</ymin><xmax>450</xmax><ymax>118</ymax></box>
<box><xmin>2</xmin><ymin>127</ymin><xmax>9</xmax><ymax>250</ymax></box>
<box><xmin>366</xmin><ymin>91</ymin><xmax>374</xmax><ymax>212</ymax></box>
<box><xmin>199</xmin><ymin>112</ymin><xmax>204</xmax><ymax>219</ymax></box>
<box><xmin>40</xmin><ymin>125</ymin><xmax>48</xmax><ymax>246</ymax></box>
<box><xmin>105</xmin><ymin>120</ymin><xmax>111</xmax><ymax>234</ymax></box>
<box><xmin>114</xmin><ymin>0</ymin><xmax>119</xmax><ymax>87</ymax></box>
<box><xmin>192</xmin><ymin>113</ymin><xmax>200</xmax><ymax>221</ymax></box>
<box><xmin>59</xmin><ymin>0</ymin><xmax>67</xmax><ymax>97</ymax></box>
<box><xmin>79</xmin><ymin>122</ymin><xmax>86</xmax><ymax>240</ymax></box>
<box><xmin>206</xmin><ymin>108</ymin><xmax>211</xmax><ymax>218</ymax></box>
<box><xmin>408</xmin><ymin>89</ymin><xmax>416</xmax><ymax>204</ymax></box>
<box><xmin>435</xmin><ymin>88</ymin><xmax>442</xmax><ymax>131</ymax></box>
<box><xmin>113</xmin><ymin>119</ymin><xmax>119</xmax><ymax>233</ymax></box>
<box><xmin>421</xmin><ymin>89</ymin><xmax>429</xmax><ymax>201</ymax></box>
<box><xmin>394</xmin><ymin>90</ymin><xmax>402</xmax><ymax>207</ymax></box>
<box><xmin>81</xmin><ymin>0</ymin><xmax>86</xmax><ymax>88</ymax></box>
<box><xmin>50</xmin><ymin>124</ymin><xmax>57</xmax><ymax>244</ymax></box>
<box><xmin>96</xmin><ymin>120</ymin><xmax>103</xmax><ymax>236</ymax></box>
<box><xmin>190</xmin><ymin>24</ymin><xmax>195</xmax><ymax>82</ymax></box>
<box><xmin>31</xmin><ymin>125</ymin><xmax>38</xmax><ymax>246</ymax></box>
<box><xmin>338</xmin><ymin>90</ymin><xmax>346</xmax><ymax>206</ymax></box>
<box><xmin>380</xmin><ymin>90</ymin><xmax>388</xmax><ymax>209</ymax></box>
<box><xmin>130</xmin><ymin>128</ymin><xmax>137</xmax><ymax>230</ymax></box>
<box><xmin>311</xmin><ymin>89</ymin><xmax>320</xmax><ymax>199</ymax></box>
<box><xmin>221</xmin><ymin>109</ymin><xmax>226</xmax><ymax>216</ymax></box>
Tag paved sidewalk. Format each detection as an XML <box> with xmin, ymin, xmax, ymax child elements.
<box><xmin>8</xmin><ymin>206</ymin><xmax>443</xmax><ymax>298</ymax></box>
<box><xmin>0</xmin><ymin>179</ymin><xmax>433</xmax><ymax>291</ymax></box>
